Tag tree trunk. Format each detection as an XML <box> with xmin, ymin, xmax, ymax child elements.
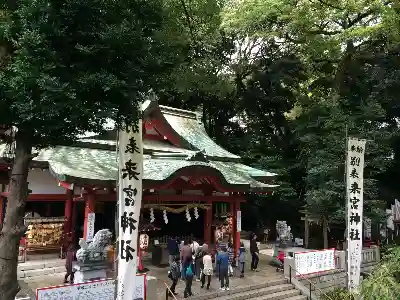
<box><xmin>304</xmin><ymin>217</ymin><xmax>309</xmax><ymax>249</ymax></box>
<box><xmin>322</xmin><ymin>218</ymin><xmax>328</xmax><ymax>249</ymax></box>
<box><xmin>0</xmin><ymin>132</ymin><xmax>32</xmax><ymax>300</ymax></box>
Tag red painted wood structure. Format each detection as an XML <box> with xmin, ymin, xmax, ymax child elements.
<box><xmin>0</xmin><ymin>101</ymin><xmax>277</xmax><ymax>256</ymax></box>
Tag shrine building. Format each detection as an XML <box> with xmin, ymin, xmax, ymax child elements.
<box><xmin>0</xmin><ymin>101</ymin><xmax>277</xmax><ymax>257</ymax></box>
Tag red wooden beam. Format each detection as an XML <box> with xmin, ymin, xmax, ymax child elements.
<box><xmin>0</xmin><ymin>192</ymin><xmax>67</xmax><ymax>201</ymax></box>
<box><xmin>144</xmin><ymin>134</ymin><xmax>165</xmax><ymax>141</ymax></box>
<box><xmin>144</xmin><ymin>194</ymin><xmax>245</xmax><ymax>203</ymax></box>
<box><xmin>74</xmin><ymin>193</ymin><xmax>247</xmax><ymax>203</ymax></box>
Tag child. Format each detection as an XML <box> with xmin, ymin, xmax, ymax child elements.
<box><xmin>184</xmin><ymin>256</ymin><xmax>194</xmax><ymax>298</ymax></box>
<box><xmin>238</xmin><ymin>242</ymin><xmax>246</xmax><ymax>278</ymax></box>
<box><xmin>227</xmin><ymin>242</ymin><xmax>234</xmax><ymax>276</ymax></box>
<box><xmin>169</xmin><ymin>256</ymin><xmax>180</xmax><ymax>296</ymax></box>
<box><xmin>201</xmin><ymin>250</ymin><xmax>213</xmax><ymax>290</ymax></box>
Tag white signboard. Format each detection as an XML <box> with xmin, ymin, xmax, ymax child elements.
<box><xmin>117</xmin><ymin>115</ymin><xmax>144</xmax><ymax>300</ymax></box>
<box><xmin>36</xmin><ymin>275</ymin><xmax>146</xmax><ymax>300</ymax></box>
<box><xmin>346</xmin><ymin>137</ymin><xmax>366</xmax><ymax>292</ymax></box>
<box><xmin>294</xmin><ymin>249</ymin><xmax>335</xmax><ymax>276</ymax></box>
<box><xmin>236</xmin><ymin>210</ymin><xmax>241</xmax><ymax>232</ymax></box>
<box><xmin>86</xmin><ymin>212</ymin><xmax>96</xmax><ymax>242</ymax></box>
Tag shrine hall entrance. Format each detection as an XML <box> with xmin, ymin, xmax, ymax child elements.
<box><xmin>147</xmin><ymin>207</ymin><xmax>205</xmax><ymax>242</ymax></box>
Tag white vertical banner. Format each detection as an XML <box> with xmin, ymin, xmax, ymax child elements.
<box><xmin>236</xmin><ymin>210</ymin><xmax>241</xmax><ymax>232</ymax></box>
<box><xmin>346</xmin><ymin>137</ymin><xmax>367</xmax><ymax>292</ymax></box>
<box><xmin>86</xmin><ymin>212</ymin><xmax>96</xmax><ymax>242</ymax></box>
<box><xmin>116</xmin><ymin>115</ymin><xmax>143</xmax><ymax>300</ymax></box>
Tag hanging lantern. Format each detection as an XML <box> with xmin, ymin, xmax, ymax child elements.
<box><xmin>163</xmin><ymin>210</ymin><xmax>168</xmax><ymax>224</ymax></box>
<box><xmin>150</xmin><ymin>208</ymin><xmax>155</xmax><ymax>223</ymax></box>
<box><xmin>185</xmin><ymin>206</ymin><xmax>191</xmax><ymax>222</ymax></box>
<box><xmin>193</xmin><ymin>207</ymin><xmax>199</xmax><ymax>219</ymax></box>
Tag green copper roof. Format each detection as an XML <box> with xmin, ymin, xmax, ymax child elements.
<box><xmin>79</xmin><ymin>138</ymin><xmax>194</xmax><ymax>154</ymax></box>
<box><xmin>160</xmin><ymin>106</ymin><xmax>240</xmax><ymax>160</ymax></box>
<box><xmin>31</xmin><ymin>146</ymin><xmax>276</xmax><ymax>191</ymax></box>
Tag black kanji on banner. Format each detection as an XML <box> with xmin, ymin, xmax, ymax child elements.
<box><xmin>349</xmin><ymin>168</ymin><xmax>359</xmax><ymax>179</ymax></box>
<box><xmin>349</xmin><ymin>182</ymin><xmax>361</xmax><ymax>194</ymax></box>
<box><xmin>350</xmin><ymin>145</ymin><xmax>364</xmax><ymax>153</ymax></box>
<box><xmin>350</xmin><ymin>196</ymin><xmax>360</xmax><ymax>209</ymax></box>
<box><xmin>125</xmin><ymin>136</ymin><xmax>140</xmax><ymax>154</ymax></box>
<box><xmin>123</xmin><ymin>185</ymin><xmax>137</xmax><ymax>206</ymax></box>
<box><xmin>350</xmin><ymin>212</ymin><xmax>361</xmax><ymax>225</ymax></box>
<box><xmin>349</xmin><ymin>228</ymin><xmax>360</xmax><ymax>241</ymax></box>
<box><xmin>122</xmin><ymin>159</ymin><xmax>140</xmax><ymax>180</ymax></box>
<box><xmin>120</xmin><ymin>211</ymin><xmax>137</xmax><ymax>234</ymax></box>
<box><xmin>120</xmin><ymin>240</ymin><xmax>135</xmax><ymax>262</ymax></box>
<box><xmin>350</xmin><ymin>156</ymin><xmax>360</xmax><ymax>167</ymax></box>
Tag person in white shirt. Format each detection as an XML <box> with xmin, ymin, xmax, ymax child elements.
<box><xmin>191</xmin><ymin>239</ymin><xmax>199</xmax><ymax>255</ymax></box>
<box><xmin>201</xmin><ymin>251</ymin><xmax>213</xmax><ymax>290</ymax></box>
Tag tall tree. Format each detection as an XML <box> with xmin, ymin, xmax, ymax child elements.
<box><xmin>222</xmin><ymin>0</ymin><xmax>399</xmax><ymax>245</ymax></box>
<box><xmin>0</xmin><ymin>0</ymin><xmax>170</xmax><ymax>298</ymax></box>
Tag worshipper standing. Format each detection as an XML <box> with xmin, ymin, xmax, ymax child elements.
<box><xmin>227</xmin><ymin>241</ymin><xmax>234</xmax><ymax>276</ymax></box>
<box><xmin>216</xmin><ymin>246</ymin><xmax>230</xmax><ymax>291</ymax></box>
<box><xmin>64</xmin><ymin>241</ymin><xmax>76</xmax><ymax>283</ymax></box>
<box><xmin>180</xmin><ymin>240</ymin><xmax>192</xmax><ymax>280</ymax></box>
<box><xmin>250</xmin><ymin>233</ymin><xmax>260</xmax><ymax>271</ymax></box>
<box><xmin>184</xmin><ymin>256</ymin><xmax>194</xmax><ymax>298</ymax></box>
<box><xmin>190</xmin><ymin>238</ymin><xmax>200</xmax><ymax>255</ymax></box>
<box><xmin>201</xmin><ymin>249</ymin><xmax>213</xmax><ymax>289</ymax></box>
<box><xmin>168</xmin><ymin>236</ymin><xmax>180</xmax><ymax>267</ymax></box>
<box><xmin>238</xmin><ymin>242</ymin><xmax>246</xmax><ymax>278</ymax></box>
<box><xmin>168</xmin><ymin>256</ymin><xmax>180</xmax><ymax>297</ymax></box>
<box><xmin>190</xmin><ymin>238</ymin><xmax>200</xmax><ymax>276</ymax></box>
<box><xmin>194</xmin><ymin>242</ymin><xmax>207</xmax><ymax>281</ymax></box>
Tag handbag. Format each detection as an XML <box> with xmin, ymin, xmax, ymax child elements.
<box><xmin>185</xmin><ymin>264</ymin><xmax>194</xmax><ymax>277</ymax></box>
<box><xmin>228</xmin><ymin>265</ymin><xmax>233</xmax><ymax>274</ymax></box>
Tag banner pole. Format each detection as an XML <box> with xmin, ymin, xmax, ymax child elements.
<box><xmin>344</xmin><ymin>124</ymin><xmax>349</xmax><ymax>290</ymax></box>
<box><xmin>116</xmin><ymin>105</ymin><xmax>143</xmax><ymax>300</ymax></box>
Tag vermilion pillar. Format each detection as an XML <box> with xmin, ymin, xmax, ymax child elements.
<box><xmin>0</xmin><ymin>197</ymin><xmax>4</xmax><ymax>226</ymax></box>
<box><xmin>233</xmin><ymin>200</ymin><xmax>241</xmax><ymax>257</ymax></box>
<box><xmin>83</xmin><ymin>193</ymin><xmax>95</xmax><ymax>240</ymax></box>
<box><xmin>71</xmin><ymin>201</ymin><xmax>77</xmax><ymax>244</ymax></box>
<box><xmin>204</xmin><ymin>200</ymin><xmax>213</xmax><ymax>245</ymax></box>
<box><xmin>64</xmin><ymin>190</ymin><xmax>73</xmax><ymax>235</ymax></box>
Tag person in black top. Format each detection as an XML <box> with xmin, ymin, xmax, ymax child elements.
<box><xmin>250</xmin><ymin>233</ymin><xmax>259</xmax><ymax>271</ymax></box>
<box><xmin>168</xmin><ymin>236</ymin><xmax>180</xmax><ymax>267</ymax></box>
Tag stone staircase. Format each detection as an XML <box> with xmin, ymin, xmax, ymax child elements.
<box><xmin>18</xmin><ymin>258</ymin><xmax>65</xmax><ymax>280</ymax></box>
<box><xmin>189</xmin><ymin>277</ymin><xmax>307</xmax><ymax>300</ymax></box>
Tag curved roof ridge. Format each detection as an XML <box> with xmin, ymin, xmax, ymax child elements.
<box><xmin>159</xmin><ymin>105</ymin><xmax>199</xmax><ymax>119</ymax></box>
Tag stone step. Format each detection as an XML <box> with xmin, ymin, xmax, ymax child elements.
<box><xmin>282</xmin><ymin>295</ymin><xmax>308</xmax><ymax>300</ymax></box>
<box><xmin>18</xmin><ymin>265</ymin><xmax>65</xmax><ymax>279</ymax></box>
<box><xmin>216</xmin><ymin>284</ymin><xmax>294</xmax><ymax>300</ymax></box>
<box><xmin>190</xmin><ymin>278</ymin><xmax>288</xmax><ymax>300</ymax></box>
<box><xmin>257</xmin><ymin>289</ymin><xmax>302</xmax><ymax>300</ymax></box>
<box><xmin>18</xmin><ymin>259</ymin><xmax>65</xmax><ymax>272</ymax></box>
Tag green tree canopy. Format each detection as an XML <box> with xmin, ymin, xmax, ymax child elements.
<box><xmin>219</xmin><ymin>0</ymin><xmax>400</xmax><ymax>243</ymax></box>
<box><xmin>0</xmin><ymin>0</ymin><xmax>176</xmax><ymax>298</ymax></box>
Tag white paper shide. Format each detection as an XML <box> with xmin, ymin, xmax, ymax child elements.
<box><xmin>117</xmin><ymin>118</ymin><xmax>143</xmax><ymax>300</ymax></box>
<box><xmin>346</xmin><ymin>137</ymin><xmax>367</xmax><ymax>292</ymax></box>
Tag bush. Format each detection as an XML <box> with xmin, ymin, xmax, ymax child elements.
<box><xmin>361</xmin><ymin>246</ymin><xmax>400</xmax><ymax>300</ymax></box>
<box><xmin>320</xmin><ymin>288</ymin><xmax>354</xmax><ymax>300</ymax></box>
